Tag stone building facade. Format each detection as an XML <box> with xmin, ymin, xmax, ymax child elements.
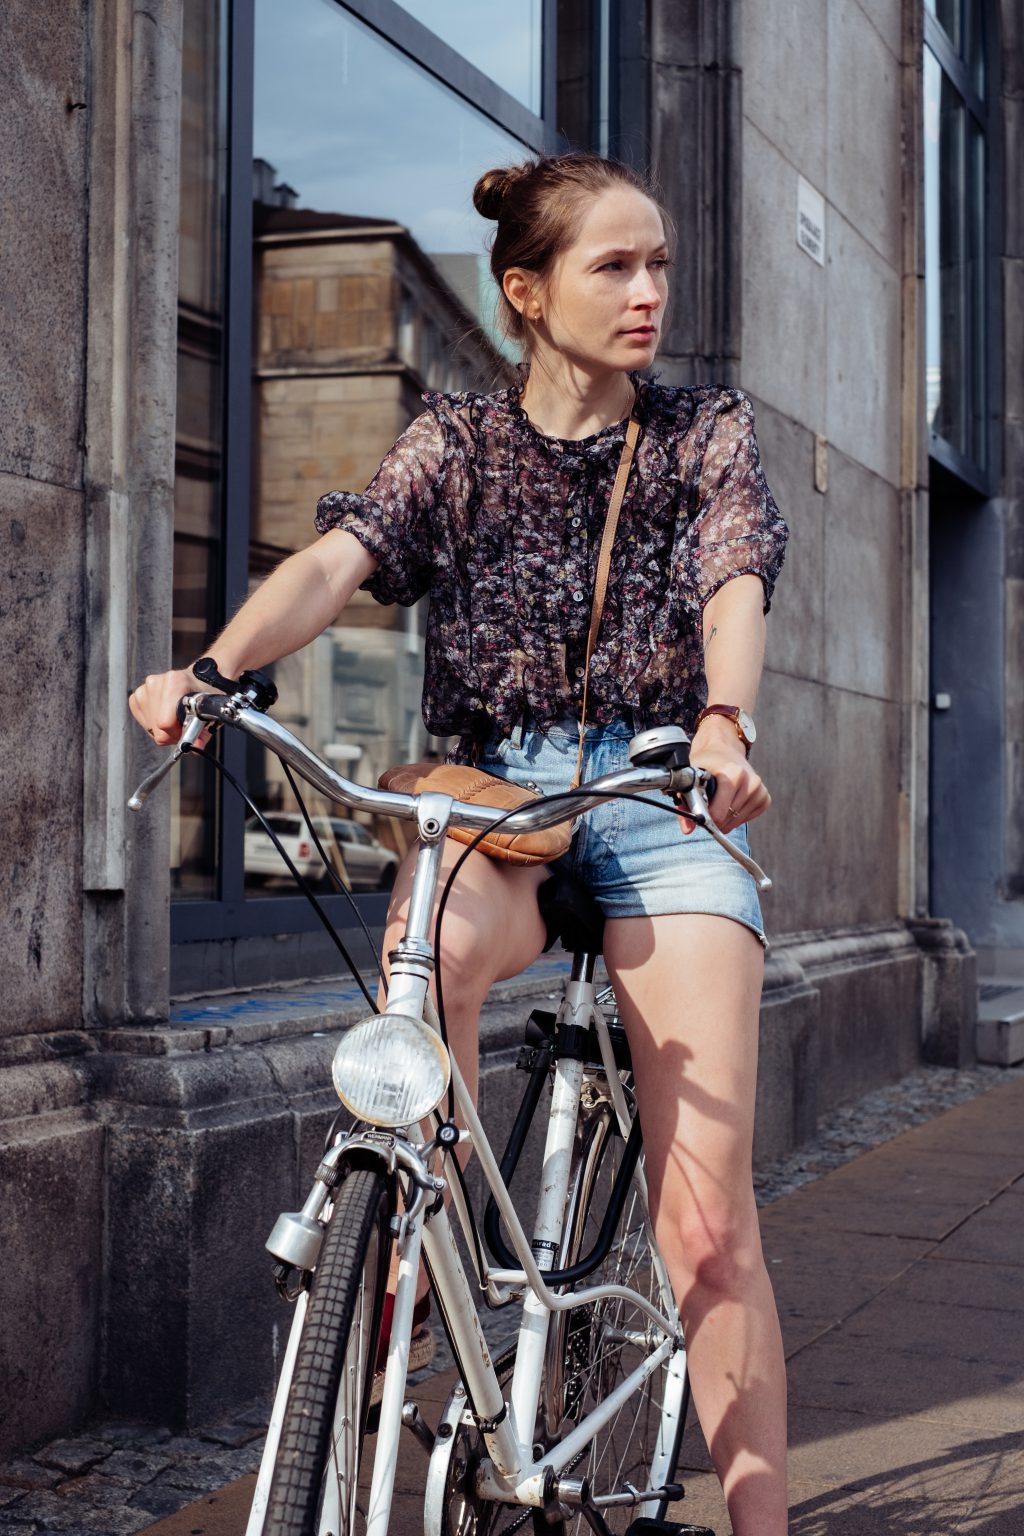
<box><xmin>2</xmin><ymin>0</ymin><xmax>1019</xmax><ymax>1456</ymax></box>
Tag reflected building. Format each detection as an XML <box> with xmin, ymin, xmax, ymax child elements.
<box><xmin>243</xmin><ymin>171</ymin><xmax>511</xmax><ymax>861</ymax></box>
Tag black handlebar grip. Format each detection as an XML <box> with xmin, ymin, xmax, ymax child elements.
<box><xmin>192</xmin><ymin>656</ymin><xmax>238</xmax><ymax>694</ymax></box>
<box><xmin>704</xmin><ymin>774</ymin><xmax>718</xmax><ymax>803</ymax></box>
<box><xmin>175</xmin><ymin>696</ymin><xmax>189</xmax><ymax>726</ymax></box>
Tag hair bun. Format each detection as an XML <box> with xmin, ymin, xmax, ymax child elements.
<box><xmin>473</xmin><ymin>162</ymin><xmax>535</xmax><ymax>221</ymax></box>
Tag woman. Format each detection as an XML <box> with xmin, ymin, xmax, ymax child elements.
<box><xmin>131</xmin><ymin>152</ymin><xmax>789</xmax><ymax>1534</ymax></box>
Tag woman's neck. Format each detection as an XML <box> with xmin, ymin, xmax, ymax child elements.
<box><xmin>517</xmin><ymin>362</ymin><xmax>635</xmax><ymax>441</ymax></box>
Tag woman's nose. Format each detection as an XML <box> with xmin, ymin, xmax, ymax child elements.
<box><xmin>631</xmin><ymin>272</ymin><xmax>662</xmax><ymax>310</ymax></box>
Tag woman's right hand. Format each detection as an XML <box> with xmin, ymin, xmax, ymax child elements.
<box><xmin>129</xmin><ymin>666</ymin><xmax>208</xmax><ymax>746</ymax></box>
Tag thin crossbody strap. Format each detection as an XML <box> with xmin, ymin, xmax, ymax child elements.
<box><xmin>572</xmin><ymin>412</ymin><xmax>642</xmax><ymax>788</ymax></box>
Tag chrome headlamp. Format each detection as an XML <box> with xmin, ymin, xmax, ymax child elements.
<box><xmin>331</xmin><ymin>1012</ymin><xmax>451</xmax><ymax>1128</ymax></box>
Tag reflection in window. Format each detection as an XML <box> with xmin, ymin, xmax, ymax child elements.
<box><xmin>172</xmin><ymin>0</ymin><xmax>226</xmax><ymax>897</ymax></box>
<box><xmin>923</xmin><ymin>40</ymin><xmax>987</xmax><ymax>471</ymax></box>
<box><xmin>393</xmin><ymin>0</ymin><xmax>543</xmax><ymax>114</ymax></box>
<box><xmin>925</xmin><ymin>0</ymin><xmax>962</xmax><ymax>52</ymax></box>
<box><xmin>247</xmin><ymin>0</ymin><xmax>523</xmax><ymax>896</ymax></box>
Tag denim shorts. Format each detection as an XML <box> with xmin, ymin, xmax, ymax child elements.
<box><xmin>479</xmin><ymin>718</ymin><xmax>767</xmax><ymax>949</ymax></box>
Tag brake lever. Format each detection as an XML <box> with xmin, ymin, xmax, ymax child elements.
<box><xmin>678</xmin><ymin>777</ymin><xmax>773</xmax><ymax>892</ymax></box>
<box><xmin>127</xmin><ymin>707</ymin><xmax>209</xmax><ymax>812</ymax></box>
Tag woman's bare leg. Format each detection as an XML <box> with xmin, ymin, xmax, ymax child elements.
<box><xmin>604</xmin><ymin>913</ymin><xmax>787</xmax><ymax>1536</ymax></box>
<box><xmin>379</xmin><ymin>840</ymin><xmax>550</xmax><ymax>1299</ymax></box>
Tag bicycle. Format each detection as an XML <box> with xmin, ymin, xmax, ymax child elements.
<box><xmin>129</xmin><ymin>668</ymin><xmax>771</xmax><ymax>1536</ymax></box>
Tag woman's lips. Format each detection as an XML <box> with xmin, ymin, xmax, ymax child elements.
<box><xmin>622</xmin><ymin>326</ymin><xmax>656</xmax><ymax>337</ymax></box>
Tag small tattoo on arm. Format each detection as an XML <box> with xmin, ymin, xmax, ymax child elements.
<box><xmin>704</xmin><ymin>623</ymin><xmax>718</xmax><ymax>654</ymax></box>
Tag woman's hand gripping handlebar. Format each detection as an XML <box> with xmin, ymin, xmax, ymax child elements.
<box><xmin>628</xmin><ymin>725</ymin><xmax>772</xmax><ymax>892</ymax></box>
<box><xmin>127</xmin><ymin>658</ymin><xmax>278</xmax><ymax>812</ymax></box>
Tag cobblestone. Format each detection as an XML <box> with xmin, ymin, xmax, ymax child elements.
<box><xmin>33</xmin><ymin>1441</ymin><xmax>110</xmax><ymax>1477</ymax></box>
<box><xmin>196</xmin><ymin>1420</ymin><xmax>263</xmax><ymax>1449</ymax></box>
<box><xmin>55</xmin><ymin>1473</ymin><xmax>137</xmax><ymax>1506</ymax></box>
<box><xmin>127</xmin><ymin>1484</ymin><xmax>198</xmax><ymax>1519</ymax></box>
<box><xmin>0</xmin><ymin>1462</ymin><xmax>60</xmax><ymax>1492</ymax></box>
<box><xmin>2</xmin><ymin>1059</ymin><xmax>1019</xmax><ymax>1534</ymax></box>
<box><xmin>0</xmin><ymin>1511</ymin><xmax>38</xmax><ymax>1530</ymax></box>
<box><xmin>93</xmin><ymin>1452</ymin><xmax>171</xmax><ymax>1486</ymax></box>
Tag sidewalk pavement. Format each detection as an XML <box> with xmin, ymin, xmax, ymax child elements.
<box><xmin>676</xmin><ymin>1073</ymin><xmax>1024</xmax><ymax>1535</ymax></box>
<box><xmin>5</xmin><ymin>1075</ymin><xmax>1021</xmax><ymax>1535</ymax></box>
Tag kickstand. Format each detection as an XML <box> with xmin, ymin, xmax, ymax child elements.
<box><xmin>578</xmin><ymin>1496</ymin><xmax>614</xmax><ymax>1536</ymax></box>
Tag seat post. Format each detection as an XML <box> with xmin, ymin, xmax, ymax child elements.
<box><xmin>570</xmin><ymin>950</ymin><xmax>598</xmax><ymax>984</ymax></box>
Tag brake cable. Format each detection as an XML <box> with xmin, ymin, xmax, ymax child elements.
<box><xmin>280</xmin><ymin>760</ymin><xmax>386</xmax><ymax>990</ymax></box>
<box><xmin>194</xmin><ymin>746</ymin><xmax>380</xmax><ymax>1014</ymax></box>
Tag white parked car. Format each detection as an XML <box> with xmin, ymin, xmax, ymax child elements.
<box><xmin>244</xmin><ymin>813</ymin><xmax>399</xmax><ymax>892</ymax></box>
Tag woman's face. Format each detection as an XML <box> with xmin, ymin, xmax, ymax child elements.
<box><xmin>526</xmin><ymin>186</ymin><xmax>670</xmax><ymax>374</ymax></box>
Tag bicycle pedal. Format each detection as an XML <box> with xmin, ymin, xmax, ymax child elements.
<box><xmin>623</xmin><ymin>1522</ymin><xmax>715</xmax><ymax>1536</ymax></box>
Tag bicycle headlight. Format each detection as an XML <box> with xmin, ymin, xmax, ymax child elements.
<box><xmin>331</xmin><ymin>1012</ymin><xmax>451</xmax><ymax>1128</ymax></box>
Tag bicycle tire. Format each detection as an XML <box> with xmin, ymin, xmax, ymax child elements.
<box><xmin>265</xmin><ymin>1163</ymin><xmax>392</xmax><ymax>1536</ymax></box>
<box><xmin>544</xmin><ymin>1094</ymin><xmax>690</xmax><ymax>1534</ymax></box>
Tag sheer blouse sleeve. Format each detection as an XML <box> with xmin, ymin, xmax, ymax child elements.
<box><xmin>314</xmin><ymin>408</ymin><xmax>444</xmax><ymax>607</ymax></box>
<box><xmin>690</xmin><ymin>391</ymin><xmax>788</xmax><ymax>613</ymax></box>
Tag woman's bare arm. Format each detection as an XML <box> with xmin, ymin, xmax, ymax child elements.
<box><xmin>129</xmin><ymin>529</ymin><xmax>377</xmax><ymax>744</ymax></box>
<box><xmin>699</xmin><ymin>572</ymin><xmax>767</xmax><ymax>715</ymax></box>
<box><xmin>686</xmin><ymin>573</ymin><xmax>771</xmax><ymax>831</ymax></box>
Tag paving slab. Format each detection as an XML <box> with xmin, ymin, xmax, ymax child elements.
<box><xmin>931</xmin><ymin>1185</ymin><xmax>1024</xmax><ymax>1266</ymax></box>
<box><xmin>117</xmin><ymin>1071</ymin><xmax>1024</xmax><ymax>1535</ymax></box>
<box><xmin>833</xmin><ymin>1293</ymin><xmax>1024</xmax><ymax>1365</ymax></box>
<box><xmin>759</xmin><ymin>1224</ymin><xmax>931</xmax><ymax>1327</ymax></box>
<box><xmin>892</xmin><ymin>1254</ymin><xmax>1024</xmax><ymax>1313</ymax></box>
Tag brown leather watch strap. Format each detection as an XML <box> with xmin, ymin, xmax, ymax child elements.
<box><xmin>695</xmin><ymin>703</ymin><xmax>754</xmax><ymax>755</ymax></box>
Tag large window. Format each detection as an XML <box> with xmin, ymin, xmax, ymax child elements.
<box><xmin>923</xmin><ymin>0</ymin><xmax>991</xmax><ymax>486</ymax></box>
<box><xmin>172</xmin><ymin>0</ymin><xmax>228</xmax><ymax>900</ymax></box>
<box><xmin>171</xmin><ymin>0</ymin><xmax>581</xmax><ymax>950</ymax></box>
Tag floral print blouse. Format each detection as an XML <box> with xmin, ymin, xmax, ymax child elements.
<box><xmin>314</xmin><ymin>376</ymin><xmax>788</xmax><ymax>750</ymax></box>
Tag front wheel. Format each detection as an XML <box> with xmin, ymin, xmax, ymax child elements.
<box><xmin>545</xmin><ymin>1095</ymin><xmax>690</xmax><ymax>1533</ymax></box>
<box><xmin>265</xmin><ymin>1164</ymin><xmax>393</xmax><ymax>1536</ymax></box>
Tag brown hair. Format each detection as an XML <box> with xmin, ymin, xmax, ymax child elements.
<box><xmin>473</xmin><ymin>153</ymin><xmax>672</xmax><ymax>348</ymax></box>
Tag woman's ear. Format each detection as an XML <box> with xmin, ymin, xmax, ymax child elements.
<box><xmin>503</xmin><ymin>268</ymin><xmax>540</xmax><ymax>320</ymax></box>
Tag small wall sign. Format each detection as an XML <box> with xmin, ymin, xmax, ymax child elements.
<box><xmin>797</xmin><ymin>176</ymin><xmax>826</xmax><ymax>265</ymax></box>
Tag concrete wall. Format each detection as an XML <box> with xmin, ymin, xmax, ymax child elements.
<box><xmin>732</xmin><ymin>0</ymin><xmax>977</xmax><ymax>1076</ymax></box>
<box><xmin>0</xmin><ymin>0</ymin><xmax>96</xmax><ymax>1457</ymax></box>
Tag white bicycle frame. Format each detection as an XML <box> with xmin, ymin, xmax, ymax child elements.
<box><xmin>245</xmin><ymin>839</ymin><xmax>686</xmax><ymax>1533</ymax></box>
<box><xmin>247</xmin><ymin>990</ymin><xmax>686</xmax><ymax>1536</ymax></box>
<box><xmin>128</xmin><ymin>693</ymin><xmax>769</xmax><ymax>1535</ymax></box>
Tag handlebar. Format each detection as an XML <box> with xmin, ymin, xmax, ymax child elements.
<box><xmin>129</xmin><ymin>692</ymin><xmax>772</xmax><ymax>891</ymax></box>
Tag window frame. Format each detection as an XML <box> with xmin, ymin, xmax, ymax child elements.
<box><xmin>171</xmin><ymin>0</ymin><xmax>563</xmax><ymax>949</ymax></box>
<box><xmin>923</xmin><ymin>3</ymin><xmax>998</xmax><ymax>496</ymax></box>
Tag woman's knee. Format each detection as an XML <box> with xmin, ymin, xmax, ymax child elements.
<box><xmin>659</xmin><ymin>1191</ymin><xmax>763</xmax><ymax>1298</ymax></box>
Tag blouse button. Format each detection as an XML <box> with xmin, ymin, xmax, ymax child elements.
<box><xmin>575</xmin><ymin>666</ymin><xmax>585</xmax><ymax>678</ymax></box>
<box><xmin>571</xmin><ymin>516</ymin><xmax>581</xmax><ymax>527</ymax></box>
<box><xmin>572</xmin><ymin>590</ymin><xmax>584</xmax><ymax>602</ymax></box>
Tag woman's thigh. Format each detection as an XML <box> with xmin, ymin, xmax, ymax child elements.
<box><xmin>384</xmin><ymin>837</ymin><xmax>551</xmax><ymax>1001</ymax></box>
<box><xmin>603</xmin><ymin>912</ymin><xmax>765</xmax><ymax>1240</ymax></box>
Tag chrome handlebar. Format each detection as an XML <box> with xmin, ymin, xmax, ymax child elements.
<box><xmin>128</xmin><ymin>693</ymin><xmax>772</xmax><ymax>891</ymax></box>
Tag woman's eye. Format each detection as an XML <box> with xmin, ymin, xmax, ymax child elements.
<box><xmin>598</xmin><ymin>260</ymin><xmax>623</xmax><ymax>272</ymax></box>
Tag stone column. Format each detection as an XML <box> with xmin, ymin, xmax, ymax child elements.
<box><xmin>82</xmin><ymin>0</ymin><xmax>184</xmax><ymax>1029</ymax></box>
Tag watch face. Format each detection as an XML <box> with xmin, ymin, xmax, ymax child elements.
<box><xmin>737</xmin><ymin>709</ymin><xmax>757</xmax><ymax>744</ymax></box>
